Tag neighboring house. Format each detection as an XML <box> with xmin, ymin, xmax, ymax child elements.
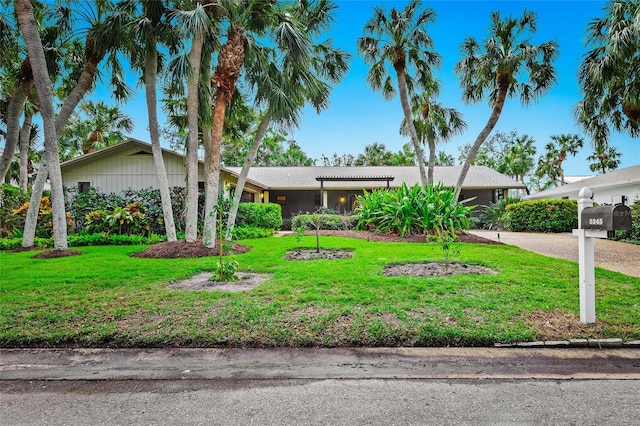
<box><xmin>539</xmin><ymin>175</ymin><xmax>592</xmax><ymax>191</ymax></box>
<box><xmin>524</xmin><ymin>165</ymin><xmax>640</xmax><ymax>205</ymax></box>
<box><xmin>61</xmin><ymin>139</ymin><xmax>526</xmax><ymax>218</ymax></box>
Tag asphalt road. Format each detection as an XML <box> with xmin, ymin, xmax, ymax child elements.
<box><xmin>2</xmin><ymin>347</ymin><xmax>640</xmax><ymax>425</ymax></box>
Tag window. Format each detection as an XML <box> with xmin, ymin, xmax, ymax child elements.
<box><xmin>240</xmin><ymin>191</ymin><xmax>254</xmax><ymax>203</ymax></box>
<box><xmin>78</xmin><ymin>182</ymin><xmax>90</xmax><ymax>194</ymax></box>
<box><xmin>276</xmin><ymin>195</ymin><xmax>286</xmax><ymax>205</ymax></box>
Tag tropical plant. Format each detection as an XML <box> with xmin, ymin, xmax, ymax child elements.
<box><xmin>535</xmin><ymin>144</ymin><xmax>561</xmax><ymax>188</ymax></box>
<box><xmin>401</xmin><ymin>77</ymin><xmax>466</xmax><ymax>184</ymax></box>
<box><xmin>576</xmin><ymin>0</ymin><xmax>640</xmax><ymax>142</ymax></box>
<box><xmin>548</xmin><ymin>134</ymin><xmax>584</xmax><ymax>185</ymax></box>
<box><xmin>435</xmin><ymin>151</ymin><xmax>455</xmax><ymax>166</ymax></box>
<box><xmin>502</xmin><ymin>135</ymin><xmax>537</xmax><ymax>195</ymax></box>
<box><xmin>453</xmin><ymin>10</ymin><xmax>558</xmax><ymax>199</ymax></box>
<box><xmin>587</xmin><ymin>143</ymin><xmax>621</xmax><ymax>174</ymax></box>
<box><xmin>479</xmin><ymin>196</ymin><xmax>521</xmax><ymax>230</ymax></box>
<box><xmin>357</xmin><ymin>0</ymin><xmax>440</xmax><ymax>186</ymax></box>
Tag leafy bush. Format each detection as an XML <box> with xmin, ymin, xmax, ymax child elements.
<box><xmin>479</xmin><ymin>197</ymin><xmax>521</xmax><ymax>230</ymax></box>
<box><xmin>291</xmin><ymin>213</ymin><xmax>358</xmax><ymax>231</ymax></box>
<box><xmin>0</xmin><ymin>184</ymin><xmax>29</xmax><ymax>238</ymax></box>
<box><xmin>232</xmin><ymin>225</ymin><xmax>274</xmax><ymax>240</ymax></box>
<box><xmin>615</xmin><ymin>199</ymin><xmax>640</xmax><ymax>245</ymax></box>
<box><xmin>236</xmin><ymin>203</ymin><xmax>282</xmax><ymax>229</ymax></box>
<box><xmin>505</xmin><ymin>199</ymin><xmax>578</xmax><ymax>232</ymax></box>
<box><xmin>209</xmin><ymin>260</ymin><xmax>240</xmax><ymax>282</ymax></box>
<box><xmin>354</xmin><ymin>183</ymin><xmax>475</xmax><ymax>237</ymax></box>
<box><xmin>0</xmin><ymin>233</ymin><xmax>165</xmax><ymax>250</ymax></box>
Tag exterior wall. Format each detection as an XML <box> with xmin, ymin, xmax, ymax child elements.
<box><xmin>268</xmin><ymin>190</ymin><xmax>320</xmax><ymax>218</ymax></box>
<box><xmin>62</xmin><ymin>146</ymin><xmax>205</xmax><ymax>194</ymax></box>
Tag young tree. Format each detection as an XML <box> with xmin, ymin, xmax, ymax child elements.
<box><xmin>576</xmin><ymin>0</ymin><xmax>639</xmax><ymax>142</ymax></box>
<box><xmin>454</xmin><ymin>10</ymin><xmax>558</xmax><ymax>198</ymax></box>
<box><xmin>357</xmin><ymin>0</ymin><xmax>440</xmax><ymax>186</ymax></box>
<box><xmin>587</xmin><ymin>143</ymin><xmax>621</xmax><ymax>174</ymax></box>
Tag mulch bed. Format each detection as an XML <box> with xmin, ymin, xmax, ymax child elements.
<box><xmin>131</xmin><ymin>240</ymin><xmax>252</xmax><ymax>259</ymax></box>
<box><xmin>31</xmin><ymin>249</ymin><xmax>84</xmax><ymax>259</ymax></box>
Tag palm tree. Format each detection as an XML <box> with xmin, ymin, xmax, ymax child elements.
<box><xmin>435</xmin><ymin>150</ymin><xmax>454</xmax><ymax>166</ymax></box>
<box><xmin>224</xmin><ymin>0</ymin><xmax>350</xmax><ymax>237</ymax></box>
<box><xmin>59</xmin><ymin>101</ymin><xmax>133</xmax><ymax>155</ymax></box>
<box><xmin>357</xmin><ymin>0</ymin><xmax>440</xmax><ymax>186</ymax></box>
<box><xmin>127</xmin><ymin>0</ymin><xmax>181</xmax><ymax>243</ymax></box>
<box><xmin>587</xmin><ymin>143</ymin><xmax>621</xmax><ymax>174</ymax></box>
<box><xmin>549</xmin><ymin>134</ymin><xmax>584</xmax><ymax>185</ymax></box>
<box><xmin>576</xmin><ymin>0</ymin><xmax>640</xmax><ymax>141</ymax></box>
<box><xmin>401</xmin><ymin>77</ymin><xmax>466</xmax><ymax>184</ymax></box>
<box><xmin>502</xmin><ymin>135</ymin><xmax>536</xmax><ymax>195</ymax></box>
<box><xmin>453</xmin><ymin>10</ymin><xmax>558</xmax><ymax>198</ymax></box>
<box><xmin>355</xmin><ymin>142</ymin><xmax>393</xmax><ymax>166</ymax></box>
<box><xmin>15</xmin><ymin>0</ymin><xmax>68</xmax><ymax>250</ymax></box>
<box><xmin>535</xmin><ymin>145</ymin><xmax>560</xmax><ymax>188</ymax></box>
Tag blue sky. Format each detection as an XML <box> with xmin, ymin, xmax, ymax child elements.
<box><xmin>119</xmin><ymin>0</ymin><xmax>638</xmax><ymax>176</ymax></box>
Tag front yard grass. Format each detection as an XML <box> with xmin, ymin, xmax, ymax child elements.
<box><xmin>1</xmin><ymin>235</ymin><xmax>638</xmax><ymax>347</ymax></box>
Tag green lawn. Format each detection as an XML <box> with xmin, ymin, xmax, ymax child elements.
<box><xmin>1</xmin><ymin>235</ymin><xmax>638</xmax><ymax>347</ymax></box>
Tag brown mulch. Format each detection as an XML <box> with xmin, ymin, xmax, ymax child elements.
<box><xmin>31</xmin><ymin>249</ymin><xmax>84</xmax><ymax>259</ymax></box>
<box><xmin>307</xmin><ymin>230</ymin><xmax>503</xmax><ymax>245</ymax></box>
<box><xmin>131</xmin><ymin>240</ymin><xmax>252</xmax><ymax>259</ymax></box>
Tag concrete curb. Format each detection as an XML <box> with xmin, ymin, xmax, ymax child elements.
<box><xmin>495</xmin><ymin>339</ymin><xmax>640</xmax><ymax>348</ymax></box>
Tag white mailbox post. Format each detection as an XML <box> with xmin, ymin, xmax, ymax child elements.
<box><xmin>572</xmin><ymin>187</ymin><xmax>607</xmax><ymax>324</ymax></box>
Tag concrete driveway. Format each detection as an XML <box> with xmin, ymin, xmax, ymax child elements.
<box><xmin>469</xmin><ymin>230</ymin><xmax>640</xmax><ymax>278</ymax></box>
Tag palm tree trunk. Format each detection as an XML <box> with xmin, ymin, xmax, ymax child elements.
<box><xmin>16</xmin><ymin>0</ymin><xmax>67</xmax><ymax>250</ymax></box>
<box><xmin>0</xmin><ymin>73</ymin><xmax>33</xmax><ymax>182</ymax></box>
<box><xmin>454</xmin><ymin>81</ymin><xmax>508</xmax><ymax>199</ymax></box>
<box><xmin>22</xmin><ymin>160</ymin><xmax>48</xmax><ymax>248</ymax></box>
<box><xmin>18</xmin><ymin>112</ymin><xmax>33</xmax><ymax>192</ymax></box>
<box><xmin>144</xmin><ymin>41</ymin><xmax>177</xmax><ymax>242</ymax></box>
<box><xmin>395</xmin><ymin>67</ymin><xmax>427</xmax><ymax>186</ymax></box>
<box><xmin>185</xmin><ymin>31</ymin><xmax>204</xmax><ymax>243</ymax></box>
<box><xmin>427</xmin><ymin>136</ymin><xmax>436</xmax><ymax>186</ymax></box>
<box><xmin>202</xmin><ymin>98</ymin><xmax>225</xmax><ymax>248</ymax></box>
<box><xmin>225</xmin><ymin>112</ymin><xmax>271</xmax><ymax>239</ymax></box>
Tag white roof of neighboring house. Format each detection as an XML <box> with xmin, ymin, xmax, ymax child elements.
<box><xmin>524</xmin><ymin>165</ymin><xmax>640</xmax><ymax>200</ymax></box>
<box><xmin>225</xmin><ymin>165</ymin><xmax>525</xmax><ymax>190</ymax></box>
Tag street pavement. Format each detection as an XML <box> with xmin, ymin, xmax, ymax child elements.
<box><xmin>2</xmin><ymin>347</ymin><xmax>640</xmax><ymax>425</ymax></box>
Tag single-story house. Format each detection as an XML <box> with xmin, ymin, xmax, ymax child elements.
<box><xmin>523</xmin><ymin>165</ymin><xmax>640</xmax><ymax>206</ymax></box>
<box><xmin>60</xmin><ymin>139</ymin><xmax>526</xmax><ymax>218</ymax></box>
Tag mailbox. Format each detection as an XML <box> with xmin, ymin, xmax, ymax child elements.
<box><xmin>581</xmin><ymin>205</ymin><xmax>632</xmax><ymax>231</ymax></box>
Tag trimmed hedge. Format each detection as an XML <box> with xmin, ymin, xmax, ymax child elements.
<box><xmin>0</xmin><ymin>233</ymin><xmax>166</xmax><ymax>250</ymax></box>
<box><xmin>291</xmin><ymin>213</ymin><xmax>359</xmax><ymax>231</ymax></box>
<box><xmin>505</xmin><ymin>199</ymin><xmax>578</xmax><ymax>233</ymax></box>
<box><xmin>236</xmin><ymin>203</ymin><xmax>283</xmax><ymax>229</ymax></box>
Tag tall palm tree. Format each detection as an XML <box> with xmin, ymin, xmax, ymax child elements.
<box><xmin>576</xmin><ymin>0</ymin><xmax>639</xmax><ymax>141</ymax></box>
<box><xmin>454</xmin><ymin>10</ymin><xmax>558</xmax><ymax>198</ymax></box>
<box><xmin>401</xmin><ymin>77</ymin><xmax>466</xmax><ymax>184</ymax></box>
<box><xmin>201</xmin><ymin>0</ymin><xmax>277</xmax><ymax>248</ymax></box>
<box><xmin>549</xmin><ymin>133</ymin><xmax>584</xmax><ymax>185</ymax></box>
<box><xmin>535</xmin><ymin>145</ymin><xmax>560</xmax><ymax>188</ymax></box>
<box><xmin>357</xmin><ymin>0</ymin><xmax>440</xmax><ymax>186</ymax></box>
<box><xmin>15</xmin><ymin>0</ymin><xmax>68</xmax><ymax>250</ymax></box>
<box><xmin>224</xmin><ymin>0</ymin><xmax>350</xmax><ymax>237</ymax></box>
<box><xmin>587</xmin><ymin>143</ymin><xmax>621</xmax><ymax>174</ymax></box>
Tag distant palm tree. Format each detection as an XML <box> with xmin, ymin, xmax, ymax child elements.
<box><xmin>502</xmin><ymin>135</ymin><xmax>536</xmax><ymax>195</ymax></box>
<box><xmin>549</xmin><ymin>134</ymin><xmax>584</xmax><ymax>186</ymax></box>
<box><xmin>576</xmin><ymin>0</ymin><xmax>640</xmax><ymax>142</ymax></box>
<box><xmin>535</xmin><ymin>145</ymin><xmax>560</xmax><ymax>188</ymax></box>
<box><xmin>587</xmin><ymin>143</ymin><xmax>621</xmax><ymax>174</ymax></box>
<box><xmin>453</xmin><ymin>10</ymin><xmax>558</xmax><ymax>198</ymax></box>
<box><xmin>355</xmin><ymin>143</ymin><xmax>393</xmax><ymax>166</ymax></box>
<box><xmin>357</xmin><ymin>0</ymin><xmax>440</xmax><ymax>185</ymax></box>
<box><xmin>435</xmin><ymin>151</ymin><xmax>454</xmax><ymax>166</ymax></box>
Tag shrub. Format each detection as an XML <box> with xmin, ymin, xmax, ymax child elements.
<box><xmin>291</xmin><ymin>213</ymin><xmax>358</xmax><ymax>231</ymax></box>
<box><xmin>232</xmin><ymin>225</ymin><xmax>274</xmax><ymax>240</ymax></box>
<box><xmin>506</xmin><ymin>199</ymin><xmax>578</xmax><ymax>232</ymax></box>
<box><xmin>0</xmin><ymin>184</ymin><xmax>29</xmax><ymax>238</ymax></box>
<box><xmin>479</xmin><ymin>197</ymin><xmax>521</xmax><ymax>230</ymax></box>
<box><xmin>236</xmin><ymin>203</ymin><xmax>282</xmax><ymax>229</ymax></box>
<box><xmin>0</xmin><ymin>233</ymin><xmax>165</xmax><ymax>250</ymax></box>
<box><xmin>615</xmin><ymin>199</ymin><xmax>640</xmax><ymax>245</ymax></box>
<box><xmin>354</xmin><ymin>183</ymin><xmax>474</xmax><ymax>237</ymax></box>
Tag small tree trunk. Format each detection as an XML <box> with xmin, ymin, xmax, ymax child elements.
<box><xmin>19</xmin><ymin>112</ymin><xmax>33</xmax><ymax>192</ymax></box>
<box><xmin>0</xmin><ymin>74</ymin><xmax>32</xmax><ymax>182</ymax></box>
<box><xmin>225</xmin><ymin>112</ymin><xmax>271</xmax><ymax>239</ymax></box>
<box><xmin>203</xmin><ymin>99</ymin><xmax>225</xmax><ymax>248</ymax></box>
<box><xmin>22</xmin><ymin>160</ymin><xmax>47</xmax><ymax>247</ymax></box>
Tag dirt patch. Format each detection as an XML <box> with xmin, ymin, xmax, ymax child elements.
<box><xmin>31</xmin><ymin>249</ymin><xmax>84</xmax><ymax>259</ymax></box>
<box><xmin>384</xmin><ymin>262</ymin><xmax>498</xmax><ymax>277</ymax></box>
<box><xmin>521</xmin><ymin>309</ymin><xmax>631</xmax><ymax>341</ymax></box>
<box><xmin>285</xmin><ymin>248</ymin><xmax>354</xmax><ymax>260</ymax></box>
<box><xmin>170</xmin><ymin>272</ymin><xmax>271</xmax><ymax>292</ymax></box>
<box><xmin>305</xmin><ymin>230</ymin><xmax>503</xmax><ymax>245</ymax></box>
<box><xmin>131</xmin><ymin>240</ymin><xmax>252</xmax><ymax>259</ymax></box>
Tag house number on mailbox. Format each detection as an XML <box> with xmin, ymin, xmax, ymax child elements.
<box><xmin>588</xmin><ymin>218</ymin><xmax>603</xmax><ymax>226</ymax></box>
